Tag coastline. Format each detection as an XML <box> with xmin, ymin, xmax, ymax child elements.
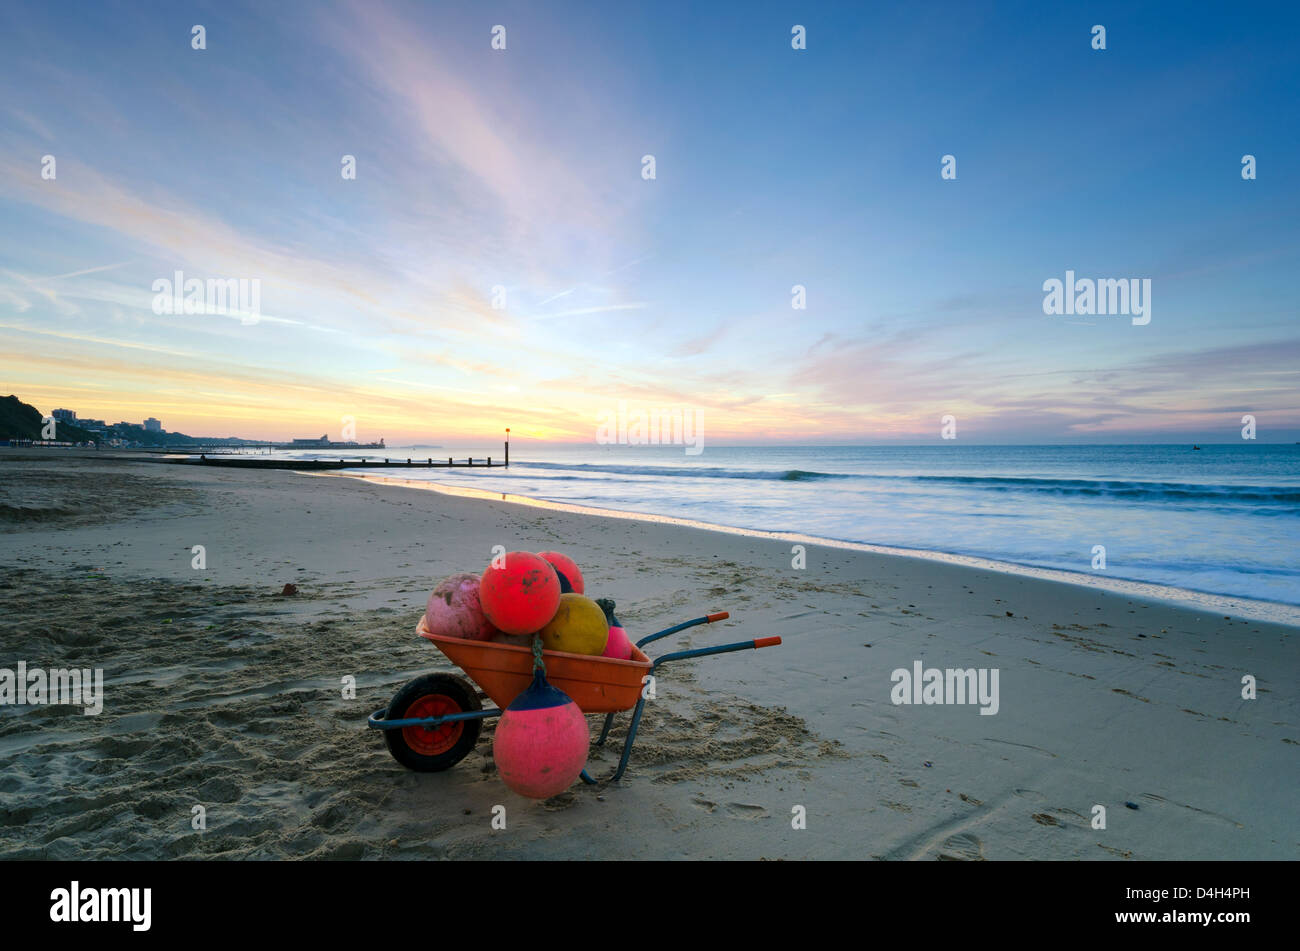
<box><xmin>331</xmin><ymin>470</ymin><xmax>1300</xmax><ymax>627</ymax></box>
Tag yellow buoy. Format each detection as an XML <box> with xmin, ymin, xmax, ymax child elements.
<box><xmin>537</xmin><ymin>593</ymin><xmax>609</xmax><ymax>656</ymax></box>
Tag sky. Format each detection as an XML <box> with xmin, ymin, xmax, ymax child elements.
<box><xmin>1</xmin><ymin>0</ymin><xmax>1298</xmax><ymax>445</ymax></box>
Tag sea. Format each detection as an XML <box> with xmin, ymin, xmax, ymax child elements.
<box><xmin>259</xmin><ymin>444</ymin><xmax>1299</xmax><ymax>617</ymax></box>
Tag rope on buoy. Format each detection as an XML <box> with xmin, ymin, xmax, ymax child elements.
<box><xmin>531</xmin><ymin>633</ymin><xmax>546</xmax><ymax>673</ymax></box>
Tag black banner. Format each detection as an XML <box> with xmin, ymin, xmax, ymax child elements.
<box><xmin>0</xmin><ymin>860</ymin><xmax>1282</xmax><ymax>938</ymax></box>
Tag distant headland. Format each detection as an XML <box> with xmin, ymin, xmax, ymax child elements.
<box><xmin>0</xmin><ymin>395</ymin><xmax>407</xmax><ymax>450</ymax></box>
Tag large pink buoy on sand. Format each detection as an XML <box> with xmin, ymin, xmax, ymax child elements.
<box><xmin>492</xmin><ymin>669</ymin><xmax>589</xmax><ymax>799</ymax></box>
<box><xmin>480</xmin><ymin>552</ymin><xmax>562</xmax><ymax>636</ymax></box>
<box><xmin>424</xmin><ymin>573</ymin><xmax>498</xmax><ymax>641</ymax></box>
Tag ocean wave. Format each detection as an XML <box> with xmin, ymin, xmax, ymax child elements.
<box><xmin>521</xmin><ymin>462</ymin><xmax>849</xmax><ymax>482</ymax></box>
<box><xmin>515</xmin><ymin>462</ymin><xmax>1298</xmax><ymax>504</ymax></box>
<box><xmin>909</xmin><ymin>475</ymin><xmax>1300</xmax><ymax>504</ymax></box>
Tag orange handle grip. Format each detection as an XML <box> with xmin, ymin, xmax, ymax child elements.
<box><xmin>753</xmin><ymin>636</ymin><xmax>782</xmax><ymax>648</ymax></box>
<box><xmin>707</xmin><ymin>612</ymin><xmax>730</xmax><ymax>622</ymax></box>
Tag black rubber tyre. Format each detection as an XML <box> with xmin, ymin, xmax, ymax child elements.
<box><xmin>383</xmin><ymin>673</ymin><xmax>483</xmax><ymax>772</ymax></box>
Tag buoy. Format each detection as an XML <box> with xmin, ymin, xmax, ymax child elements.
<box><xmin>537</xmin><ymin>593</ymin><xmax>609</xmax><ymax>655</ymax></box>
<box><xmin>595</xmin><ymin>597</ymin><xmax>633</xmax><ymax>660</ymax></box>
<box><xmin>538</xmin><ymin>551</ymin><xmax>584</xmax><ymax>594</ymax></box>
<box><xmin>490</xmin><ymin>631</ymin><xmax>534</xmax><ymax>647</ymax></box>
<box><xmin>492</xmin><ymin>668</ymin><xmax>589</xmax><ymax>799</ymax></box>
<box><xmin>602</xmin><ymin>624</ymin><xmax>632</xmax><ymax>660</ymax></box>
<box><xmin>480</xmin><ymin>552</ymin><xmax>562</xmax><ymax>636</ymax></box>
<box><xmin>424</xmin><ymin>573</ymin><xmax>498</xmax><ymax>640</ymax></box>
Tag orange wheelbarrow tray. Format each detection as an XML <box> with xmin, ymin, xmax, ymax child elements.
<box><xmin>367</xmin><ymin>610</ymin><xmax>782</xmax><ymax>784</ymax></box>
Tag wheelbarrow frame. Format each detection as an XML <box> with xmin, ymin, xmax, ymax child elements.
<box><xmin>367</xmin><ymin>610</ymin><xmax>781</xmax><ymax>783</ymax></box>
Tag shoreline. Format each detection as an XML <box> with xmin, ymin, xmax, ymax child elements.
<box><xmin>326</xmin><ymin>470</ymin><xmax>1300</xmax><ymax>628</ymax></box>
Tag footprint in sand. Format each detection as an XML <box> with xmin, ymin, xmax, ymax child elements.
<box><xmin>724</xmin><ymin>803</ymin><xmax>768</xmax><ymax>820</ymax></box>
<box><xmin>541</xmin><ymin>792</ymin><xmax>577</xmax><ymax>811</ymax></box>
<box><xmin>1137</xmin><ymin>793</ymin><xmax>1243</xmax><ymax>828</ymax></box>
<box><xmin>937</xmin><ymin>832</ymin><xmax>985</xmax><ymax>861</ymax></box>
<box><xmin>691</xmin><ymin>796</ymin><xmax>718</xmax><ymax>814</ymax></box>
<box><xmin>1013</xmin><ymin>788</ymin><xmax>1044</xmax><ymax>801</ymax></box>
<box><xmin>985</xmin><ymin>738</ymin><xmax>1057</xmax><ymax>758</ymax></box>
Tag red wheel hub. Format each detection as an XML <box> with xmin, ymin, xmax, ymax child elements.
<box><xmin>400</xmin><ymin>694</ymin><xmax>463</xmax><ymax>756</ymax></box>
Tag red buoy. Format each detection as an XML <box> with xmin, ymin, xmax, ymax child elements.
<box><xmin>538</xmin><ymin>551</ymin><xmax>584</xmax><ymax>595</ymax></box>
<box><xmin>479</xmin><ymin>552</ymin><xmax>562</xmax><ymax>635</ymax></box>
<box><xmin>492</xmin><ymin>669</ymin><xmax>590</xmax><ymax>799</ymax></box>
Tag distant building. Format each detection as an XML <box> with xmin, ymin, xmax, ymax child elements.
<box><xmin>52</xmin><ymin>408</ymin><xmax>77</xmax><ymax>422</ymax></box>
<box><xmin>291</xmin><ymin>434</ymin><xmax>331</xmax><ymax>447</ymax></box>
<box><xmin>144</xmin><ymin>418</ymin><xmax>162</xmax><ymax>433</ymax></box>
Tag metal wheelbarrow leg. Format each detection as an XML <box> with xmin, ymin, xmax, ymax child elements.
<box><xmin>590</xmin><ymin>614</ymin><xmax>727</xmax><ymax>750</ymax></box>
<box><xmin>580</xmin><ymin>633</ymin><xmax>782</xmax><ymax>784</ymax></box>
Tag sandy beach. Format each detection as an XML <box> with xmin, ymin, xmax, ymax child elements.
<box><xmin>1</xmin><ymin>453</ymin><xmax>1296</xmax><ymax>860</ymax></box>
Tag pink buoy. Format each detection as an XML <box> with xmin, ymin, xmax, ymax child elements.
<box><xmin>595</xmin><ymin>597</ymin><xmax>633</xmax><ymax>660</ymax></box>
<box><xmin>492</xmin><ymin>669</ymin><xmax>589</xmax><ymax>799</ymax></box>
<box><xmin>602</xmin><ymin>623</ymin><xmax>632</xmax><ymax>660</ymax></box>
<box><xmin>424</xmin><ymin>573</ymin><xmax>498</xmax><ymax>641</ymax></box>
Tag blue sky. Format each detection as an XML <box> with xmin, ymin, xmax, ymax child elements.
<box><xmin>1</xmin><ymin>0</ymin><xmax>1297</xmax><ymax>443</ymax></box>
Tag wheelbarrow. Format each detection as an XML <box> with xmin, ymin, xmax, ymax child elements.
<box><xmin>368</xmin><ymin>610</ymin><xmax>782</xmax><ymax>784</ymax></box>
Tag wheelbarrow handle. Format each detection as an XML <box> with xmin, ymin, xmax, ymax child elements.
<box><xmin>651</xmin><ymin>636</ymin><xmax>782</xmax><ymax>669</ymax></box>
<box><xmin>635</xmin><ymin>611</ymin><xmax>730</xmax><ymax>649</ymax></box>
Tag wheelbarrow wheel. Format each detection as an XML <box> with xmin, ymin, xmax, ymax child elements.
<box><xmin>384</xmin><ymin>673</ymin><xmax>482</xmax><ymax>772</ymax></box>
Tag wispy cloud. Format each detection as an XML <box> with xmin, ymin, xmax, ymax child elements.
<box><xmin>1</xmin><ymin>1</ymin><xmax>1296</xmax><ymax>442</ymax></box>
